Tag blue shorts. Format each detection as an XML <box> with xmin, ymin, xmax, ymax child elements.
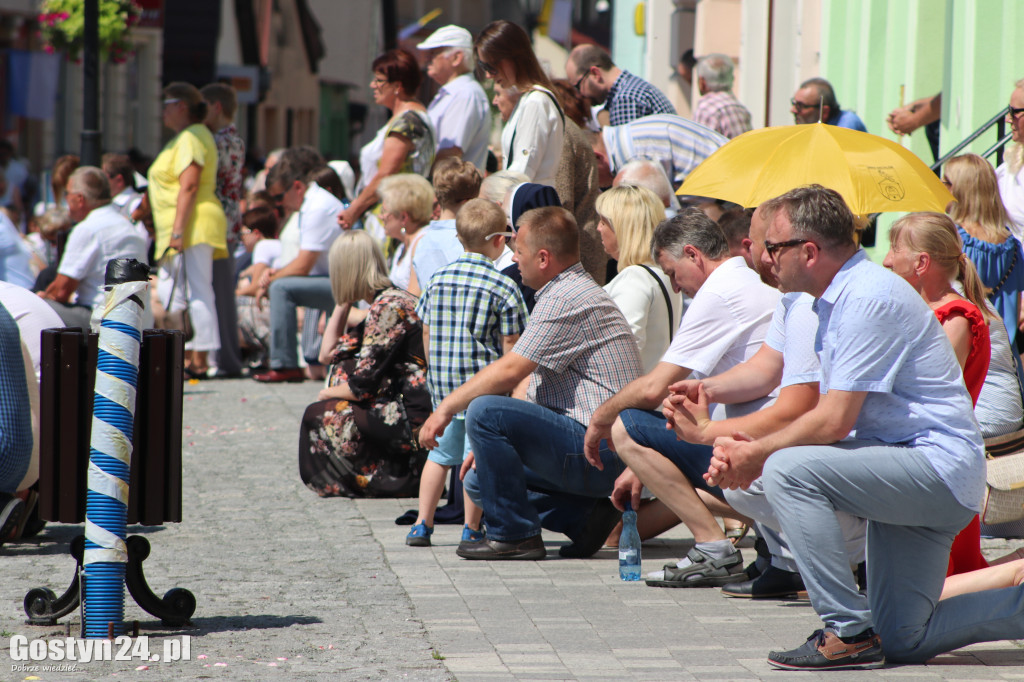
<box><xmin>619</xmin><ymin>408</ymin><xmax>723</xmax><ymax>500</ymax></box>
<box><xmin>428</xmin><ymin>416</ymin><xmax>469</xmax><ymax>467</ymax></box>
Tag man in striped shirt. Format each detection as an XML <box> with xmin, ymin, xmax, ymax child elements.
<box><xmin>591</xmin><ymin>113</ymin><xmax>728</xmax><ymax>189</ymax></box>
<box><xmin>419</xmin><ymin>207</ymin><xmax>643</xmax><ymax>561</ymax></box>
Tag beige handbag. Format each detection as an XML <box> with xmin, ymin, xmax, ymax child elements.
<box><xmin>981</xmin><ymin>428</ymin><xmax>1024</xmax><ymax>525</ymax></box>
<box><xmin>152</xmin><ymin>252</ymin><xmax>195</xmax><ymax>342</ymax></box>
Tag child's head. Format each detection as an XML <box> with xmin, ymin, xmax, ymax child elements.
<box><xmin>456</xmin><ymin>198</ymin><xmax>512</xmax><ymax>256</ymax></box>
<box><xmin>241</xmin><ymin>205</ymin><xmax>278</xmax><ymax>251</ymax></box>
<box><xmin>433</xmin><ymin>158</ymin><xmax>482</xmax><ymax>212</ymax></box>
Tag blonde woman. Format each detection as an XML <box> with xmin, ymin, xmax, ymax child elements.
<box><xmin>377</xmin><ymin>173</ymin><xmax>435</xmax><ymax>295</ymax></box>
<box><xmin>945</xmin><ymin>153</ymin><xmax>1024</xmax><ymax>347</ymax></box>
<box><xmin>883</xmin><ymin>212</ymin><xmax>995</xmax><ymax>578</ymax></box>
<box><xmin>298</xmin><ymin>230</ymin><xmax>431</xmax><ymax>498</ymax></box>
<box><xmin>597</xmin><ymin>185</ymin><xmax>683</xmax><ymax>372</ymax></box>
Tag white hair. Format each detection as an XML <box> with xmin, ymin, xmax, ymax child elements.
<box><xmin>444</xmin><ymin>46</ymin><xmax>475</xmax><ymax>72</ymax></box>
<box><xmin>479</xmin><ymin>170</ymin><xmax>530</xmax><ymax>204</ymax></box>
<box><xmin>696</xmin><ymin>54</ymin><xmax>734</xmax><ymax>92</ymax></box>
<box><xmin>614</xmin><ymin>160</ymin><xmax>680</xmax><ymax>210</ymax></box>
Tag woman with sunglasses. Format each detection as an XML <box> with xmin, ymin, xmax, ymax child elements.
<box><xmin>148</xmin><ymin>82</ymin><xmax>227</xmax><ymax>378</ymax></box>
<box><xmin>474</xmin><ymin>21</ymin><xmax>564</xmax><ymax>188</ymax></box>
<box><xmin>337</xmin><ymin>49</ymin><xmax>435</xmax><ymax>232</ymax></box>
<box><xmin>996</xmin><ymin>78</ymin><xmax>1024</xmax><ymax>238</ymax></box>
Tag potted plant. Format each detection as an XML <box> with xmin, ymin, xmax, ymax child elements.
<box><xmin>38</xmin><ymin>0</ymin><xmax>142</xmax><ymax>64</ymax></box>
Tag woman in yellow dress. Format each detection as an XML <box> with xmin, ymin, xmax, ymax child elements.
<box><xmin>148</xmin><ymin>82</ymin><xmax>227</xmax><ymax>377</ymax></box>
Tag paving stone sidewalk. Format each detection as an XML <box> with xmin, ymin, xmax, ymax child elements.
<box><xmin>2</xmin><ymin>377</ymin><xmax>1023</xmax><ymax>681</ymax></box>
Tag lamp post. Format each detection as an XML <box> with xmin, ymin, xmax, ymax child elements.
<box><xmin>81</xmin><ymin>0</ymin><xmax>101</xmax><ymax>166</ymax></box>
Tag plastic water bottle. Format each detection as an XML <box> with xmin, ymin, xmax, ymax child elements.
<box><xmin>619</xmin><ymin>501</ymin><xmax>641</xmax><ymax>581</ymax></box>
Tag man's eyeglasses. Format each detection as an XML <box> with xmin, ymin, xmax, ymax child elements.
<box><xmin>764</xmin><ymin>238</ymin><xmax>811</xmax><ymax>258</ymax></box>
<box><xmin>790</xmin><ymin>99</ymin><xmax>820</xmax><ymax>111</ymax></box>
<box><xmin>478</xmin><ymin>60</ymin><xmax>497</xmax><ymax>76</ymax></box>
<box><xmin>268</xmin><ymin>192</ymin><xmax>285</xmax><ymax>205</ymax></box>
<box><xmin>1008</xmin><ymin>106</ymin><xmax>1024</xmax><ymax>119</ymax></box>
<box><xmin>573</xmin><ymin>69</ymin><xmax>590</xmax><ymax>93</ymax></box>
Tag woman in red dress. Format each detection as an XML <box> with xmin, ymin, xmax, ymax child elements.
<box><xmin>884</xmin><ymin>211</ymin><xmax>995</xmax><ymax>575</ymax></box>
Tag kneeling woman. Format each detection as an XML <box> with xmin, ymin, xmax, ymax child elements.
<box><xmin>299</xmin><ymin>230</ymin><xmax>431</xmax><ymax>497</ymax></box>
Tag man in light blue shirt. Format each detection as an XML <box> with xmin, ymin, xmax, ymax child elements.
<box><xmin>712</xmin><ymin>185</ymin><xmax>1022</xmax><ymax>670</ymax></box>
<box><xmin>791</xmin><ymin>78</ymin><xmax>867</xmax><ymax>131</ymax></box>
<box><xmin>417</xmin><ymin>26</ymin><xmax>492</xmax><ymax>172</ymax></box>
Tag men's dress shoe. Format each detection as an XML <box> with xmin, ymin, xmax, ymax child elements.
<box><xmin>253</xmin><ymin>368</ymin><xmax>306</xmax><ymax>383</ymax></box>
<box><xmin>456</xmin><ymin>535</ymin><xmax>545</xmax><ymax>560</ymax></box>
<box><xmin>721</xmin><ymin>565</ymin><xmax>806</xmax><ymax>599</ymax></box>
<box><xmin>768</xmin><ymin>628</ymin><xmax>884</xmax><ymax>671</ymax></box>
<box><xmin>559</xmin><ymin>498</ymin><xmax>622</xmax><ymax>558</ymax></box>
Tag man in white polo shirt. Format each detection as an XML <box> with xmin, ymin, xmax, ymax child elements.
<box><xmin>582</xmin><ymin>209</ymin><xmax>779</xmax><ymax>585</ymax></box>
<box><xmin>253</xmin><ymin>147</ymin><xmax>342</xmax><ymax>383</ymax></box>
<box><xmin>417</xmin><ymin>25</ymin><xmax>492</xmax><ymax>171</ymax></box>
<box><xmin>40</xmin><ymin>166</ymin><xmax>147</xmax><ymax>328</ymax></box>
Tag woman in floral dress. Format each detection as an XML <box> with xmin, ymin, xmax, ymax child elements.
<box><xmin>298</xmin><ymin>230</ymin><xmax>430</xmax><ymax>497</ymax></box>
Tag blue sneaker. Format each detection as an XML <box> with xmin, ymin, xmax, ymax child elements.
<box><xmin>406</xmin><ymin>521</ymin><xmax>433</xmax><ymax>547</ymax></box>
<box><xmin>461</xmin><ymin>525</ymin><xmax>484</xmax><ymax>543</ymax></box>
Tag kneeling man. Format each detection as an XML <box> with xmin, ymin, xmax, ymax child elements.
<box><xmin>420</xmin><ymin>207</ymin><xmax>643</xmax><ymax>560</ymax></box>
<box><xmin>713</xmin><ymin>185</ymin><xmax>1023</xmax><ymax>670</ymax></box>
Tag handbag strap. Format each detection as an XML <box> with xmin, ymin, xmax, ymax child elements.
<box><xmin>639</xmin><ymin>264</ymin><xmax>675</xmax><ymax>344</ymax></box>
<box><xmin>507</xmin><ymin>88</ymin><xmax>565</xmax><ymax>168</ymax></box>
<box><xmin>990</xmin><ymin>244</ymin><xmax>1018</xmax><ymax>298</ymax></box>
<box><xmin>160</xmin><ymin>247</ymin><xmax>190</xmax><ymax>310</ymax></box>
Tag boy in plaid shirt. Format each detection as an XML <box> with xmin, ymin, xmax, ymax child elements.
<box><xmin>408</xmin><ymin>199</ymin><xmax>528</xmax><ymax>547</ymax></box>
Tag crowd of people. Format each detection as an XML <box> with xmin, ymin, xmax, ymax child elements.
<box><xmin>3</xmin><ymin>19</ymin><xmax>1024</xmax><ymax>671</ymax></box>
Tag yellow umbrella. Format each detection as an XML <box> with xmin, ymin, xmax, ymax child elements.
<box><xmin>676</xmin><ymin>122</ymin><xmax>954</xmax><ymax>214</ymax></box>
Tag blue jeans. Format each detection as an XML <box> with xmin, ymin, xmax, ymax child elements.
<box><xmin>619</xmin><ymin>408</ymin><xmax>722</xmax><ymax>499</ymax></box>
<box><xmin>763</xmin><ymin>440</ymin><xmax>1024</xmax><ymax>662</ymax></box>
<box><xmin>268</xmin><ymin>276</ymin><xmax>334</xmax><ymax>370</ymax></box>
<box><xmin>464</xmin><ymin>396</ymin><xmax>625</xmax><ymax>542</ymax></box>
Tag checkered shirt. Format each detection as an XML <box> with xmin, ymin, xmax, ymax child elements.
<box><xmin>0</xmin><ymin>301</ymin><xmax>32</xmax><ymax>492</ymax></box>
<box><xmin>514</xmin><ymin>262</ymin><xmax>643</xmax><ymax>426</ymax></box>
<box><xmin>605</xmin><ymin>70</ymin><xmax>677</xmax><ymax>126</ymax></box>
<box><xmin>416</xmin><ymin>252</ymin><xmax>528</xmax><ymax>410</ymax></box>
<box><xmin>693</xmin><ymin>90</ymin><xmax>753</xmax><ymax>139</ymax></box>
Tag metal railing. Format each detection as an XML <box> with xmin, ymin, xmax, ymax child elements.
<box><xmin>931</xmin><ymin>105</ymin><xmax>1013</xmax><ymax>173</ymax></box>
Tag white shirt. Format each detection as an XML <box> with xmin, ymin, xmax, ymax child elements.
<box><xmin>252</xmin><ymin>238</ymin><xmax>283</xmax><ymax>268</ymax></box>
<box><xmin>765</xmin><ymin>292</ymin><xmax>821</xmax><ymax>388</ymax></box>
<box><xmin>0</xmin><ymin>212</ymin><xmax>33</xmax><ymax>289</ymax></box>
<box><xmin>295</xmin><ymin>183</ymin><xmax>343</xmax><ymax>276</ymax></box>
<box><xmin>389</xmin><ymin>229</ymin><xmax>427</xmax><ymax>292</ymax></box>
<box><xmin>427</xmin><ymin>73</ymin><xmax>492</xmax><ymax>171</ymax></box>
<box><xmin>661</xmin><ymin>257</ymin><xmax>779</xmax><ymax>419</ymax></box>
<box><xmin>605</xmin><ymin>263</ymin><xmax>684</xmax><ymax>373</ymax></box>
<box><xmin>996</xmin><ymin>161</ymin><xmax>1024</xmax><ymax>240</ymax></box>
<box><xmin>58</xmin><ymin>204</ymin><xmax>147</xmax><ymax>308</ymax></box>
<box><xmin>502</xmin><ymin>87</ymin><xmax>564</xmax><ymax>188</ymax></box>
<box><xmin>0</xmin><ymin>280</ymin><xmax>63</xmax><ymax>383</ymax></box>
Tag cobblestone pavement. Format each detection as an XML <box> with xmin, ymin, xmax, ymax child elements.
<box><xmin>2</xmin><ymin>377</ymin><xmax>1023</xmax><ymax>681</ymax></box>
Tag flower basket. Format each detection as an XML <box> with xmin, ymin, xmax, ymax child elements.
<box><xmin>38</xmin><ymin>0</ymin><xmax>142</xmax><ymax>64</ymax></box>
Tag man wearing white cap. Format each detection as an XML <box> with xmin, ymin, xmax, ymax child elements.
<box><xmin>417</xmin><ymin>25</ymin><xmax>492</xmax><ymax>171</ymax></box>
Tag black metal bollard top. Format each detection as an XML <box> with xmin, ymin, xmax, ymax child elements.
<box><xmin>105</xmin><ymin>258</ymin><xmax>151</xmax><ymax>286</ymax></box>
